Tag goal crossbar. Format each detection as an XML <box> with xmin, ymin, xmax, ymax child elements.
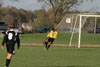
<box><xmin>78</xmin><ymin>14</ymin><xmax>100</xmax><ymax>17</ymax></box>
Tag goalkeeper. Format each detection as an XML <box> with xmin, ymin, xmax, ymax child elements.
<box><xmin>45</xmin><ymin>28</ymin><xmax>58</xmax><ymax>50</ymax></box>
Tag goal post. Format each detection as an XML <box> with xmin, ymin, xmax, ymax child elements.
<box><xmin>71</xmin><ymin>14</ymin><xmax>100</xmax><ymax>48</ymax></box>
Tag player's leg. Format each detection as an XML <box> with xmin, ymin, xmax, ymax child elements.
<box><xmin>47</xmin><ymin>38</ymin><xmax>55</xmax><ymax>50</ymax></box>
<box><xmin>5</xmin><ymin>45</ymin><xmax>10</xmax><ymax>67</ymax></box>
<box><xmin>45</xmin><ymin>38</ymin><xmax>51</xmax><ymax>50</ymax></box>
<box><xmin>44</xmin><ymin>38</ymin><xmax>50</xmax><ymax>50</ymax></box>
<box><xmin>47</xmin><ymin>42</ymin><xmax>52</xmax><ymax>49</ymax></box>
<box><xmin>5</xmin><ymin>53</ymin><xmax>13</xmax><ymax>67</ymax></box>
<box><xmin>5</xmin><ymin>44</ymin><xmax>14</xmax><ymax>67</ymax></box>
<box><xmin>45</xmin><ymin>41</ymin><xmax>48</xmax><ymax>48</ymax></box>
<box><xmin>12</xmin><ymin>44</ymin><xmax>15</xmax><ymax>55</ymax></box>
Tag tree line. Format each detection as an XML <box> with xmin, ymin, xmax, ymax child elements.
<box><xmin>0</xmin><ymin>6</ymin><xmax>56</xmax><ymax>32</ymax></box>
<box><xmin>0</xmin><ymin>0</ymin><xmax>100</xmax><ymax>33</ymax></box>
<box><xmin>0</xmin><ymin>6</ymin><xmax>100</xmax><ymax>33</ymax></box>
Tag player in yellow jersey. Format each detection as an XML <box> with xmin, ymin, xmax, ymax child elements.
<box><xmin>45</xmin><ymin>28</ymin><xmax>58</xmax><ymax>50</ymax></box>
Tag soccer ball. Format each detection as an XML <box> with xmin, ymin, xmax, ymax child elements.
<box><xmin>43</xmin><ymin>41</ymin><xmax>47</xmax><ymax>45</ymax></box>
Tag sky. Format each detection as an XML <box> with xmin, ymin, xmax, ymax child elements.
<box><xmin>2</xmin><ymin>0</ymin><xmax>43</xmax><ymax>10</ymax></box>
<box><xmin>2</xmin><ymin>0</ymin><xmax>100</xmax><ymax>12</ymax></box>
<box><xmin>77</xmin><ymin>0</ymin><xmax>100</xmax><ymax>12</ymax></box>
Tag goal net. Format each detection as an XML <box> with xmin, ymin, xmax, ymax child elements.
<box><xmin>56</xmin><ymin>13</ymin><xmax>100</xmax><ymax>48</ymax></box>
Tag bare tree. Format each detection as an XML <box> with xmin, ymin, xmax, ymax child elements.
<box><xmin>37</xmin><ymin>0</ymin><xmax>94</xmax><ymax>24</ymax></box>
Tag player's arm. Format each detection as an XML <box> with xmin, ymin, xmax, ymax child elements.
<box><xmin>16</xmin><ymin>34</ymin><xmax>20</xmax><ymax>49</ymax></box>
<box><xmin>1</xmin><ymin>34</ymin><xmax>8</xmax><ymax>49</ymax></box>
<box><xmin>47</xmin><ymin>30</ymin><xmax>52</xmax><ymax>37</ymax></box>
<box><xmin>46</xmin><ymin>32</ymin><xmax>50</xmax><ymax>40</ymax></box>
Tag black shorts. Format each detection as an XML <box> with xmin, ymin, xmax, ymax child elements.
<box><xmin>6</xmin><ymin>41</ymin><xmax>15</xmax><ymax>54</ymax></box>
<box><xmin>48</xmin><ymin>38</ymin><xmax>55</xmax><ymax>44</ymax></box>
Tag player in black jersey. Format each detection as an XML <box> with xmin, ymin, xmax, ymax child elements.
<box><xmin>1</xmin><ymin>24</ymin><xmax>20</xmax><ymax>67</ymax></box>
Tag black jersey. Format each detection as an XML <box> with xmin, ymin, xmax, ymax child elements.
<box><xmin>2</xmin><ymin>29</ymin><xmax>20</xmax><ymax>48</ymax></box>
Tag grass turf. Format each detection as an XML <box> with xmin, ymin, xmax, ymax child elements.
<box><xmin>0</xmin><ymin>45</ymin><xmax>100</xmax><ymax>67</ymax></box>
<box><xmin>1</xmin><ymin>33</ymin><xmax>100</xmax><ymax>45</ymax></box>
<box><xmin>20</xmin><ymin>33</ymin><xmax>100</xmax><ymax>45</ymax></box>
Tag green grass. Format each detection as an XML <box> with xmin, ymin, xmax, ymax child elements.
<box><xmin>20</xmin><ymin>33</ymin><xmax>100</xmax><ymax>45</ymax></box>
<box><xmin>0</xmin><ymin>33</ymin><xmax>100</xmax><ymax>67</ymax></box>
<box><xmin>0</xmin><ymin>46</ymin><xmax>100</xmax><ymax>67</ymax></box>
<box><xmin>19</xmin><ymin>33</ymin><xmax>100</xmax><ymax>45</ymax></box>
<box><xmin>1</xmin><ymin>33</ymin><xmax>100</xmax><ymax>45</ymax></box>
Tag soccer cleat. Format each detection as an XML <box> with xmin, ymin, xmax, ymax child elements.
<box><xmin>45</xmin><ymin>47</ymin><xmax>48</xmax><ymax>51</ymax></box>
<box><xmin>44</xmin><ymin>47</ymin><xmax>48</xmax><ymax>51</ymax></box>
<box><xmin>46</xmin><ymin>48</ymin><xmax>48</xmax><ymax>51</ymax></box>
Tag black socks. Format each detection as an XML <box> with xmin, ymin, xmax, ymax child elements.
<box><xmin>6</xmin><ymin>59</ymin><xmax>11</xmax><ymax>67</ymax></box>
<box><xmin>45</xmin><ymin>42</ymin><xmax>51</xmax><ymax>50</ymax></box>
<box><xmin>45</xmin><ymin>43</ymin><xmax>48</xmax><ymax>48</ymax></box>
<box><xmin>48</xmin><ymin>45</ymin><xmax>51</xmax><ymax>49</ymax></box>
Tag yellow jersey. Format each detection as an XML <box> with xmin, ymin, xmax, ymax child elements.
<box><xmin>47</xmin><ymin>30</ymin><xmax>58</xmax><ymax>39</ymax></box>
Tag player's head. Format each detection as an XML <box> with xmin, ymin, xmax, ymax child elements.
<box><xmin>52</xmin><ymin>28</ymin><xmax>56</xmax><ymax>31</ymax></box>
<box><xmin>9</xmin><ymin>24</ymin><xmax>14</xmax><ymax>29</ymax></box>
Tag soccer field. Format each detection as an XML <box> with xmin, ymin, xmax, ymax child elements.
<box><xmin>0</xmin><ymin>45</ymin><xmax>100</xmax><ymax>67</ymax></box>
<box><xmin>1</xmin><ymin>33</ymin><xmax>100</xmax><ymax>45</ymax></box>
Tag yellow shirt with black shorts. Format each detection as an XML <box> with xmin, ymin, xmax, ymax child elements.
<box><xmin>47</xmin><ymin>30</ymin><xmax>58</xmax><ymax>44</ymax></box>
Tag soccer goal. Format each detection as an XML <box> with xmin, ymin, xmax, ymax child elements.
<box><xmin>71</xmin><ymin>14</ymin><xmax>100</xmax><ymax>48</ymax></box>
<box><xmin>56</xmin><ymin>13</ymin><xmax>100</xmax><ymax>48</ymax></box>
